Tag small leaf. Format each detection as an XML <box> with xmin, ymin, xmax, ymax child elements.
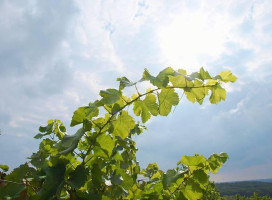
<box><xmin>117</xmin><ymin>76</ymin><xmax>135</xmax><ymax>90</ymax></box>
<box><xmin>100</xmin><ymin>89</ymin><xmax>121</xmax><ymax>105</ymax></box>
<box><xmin>0</xmin><ymin>164</ymin><xmax>9</xmax><ymax>172</ymax></box>
<box><xmin>34</xmin><ymin>133</ymin><xmax>44</xmax><ymax>139</ymax></box>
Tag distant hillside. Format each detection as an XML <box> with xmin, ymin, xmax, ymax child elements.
<box><xmin>216</xmin><ymin>181</ymin><xmax>272</xmax><ymax>197</ymax></box>
<box><xmin>254</xmin><ymin>178</ymin><xmax>272</xmax><ymax>183</ymax></box>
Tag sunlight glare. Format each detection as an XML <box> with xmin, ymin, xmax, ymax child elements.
<box><xmin>158</xmin><ymin>13</ymin><xmax>226</xmax><ymax>71</ymax></box>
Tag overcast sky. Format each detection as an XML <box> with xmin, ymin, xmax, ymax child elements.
<box><xmin>0</xmin><ymin>0</ymin><xmax>271</xmax><ymax>182</ymax></box>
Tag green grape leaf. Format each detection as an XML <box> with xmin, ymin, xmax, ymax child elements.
<box><xmin>209</xmin><ymin>84</ymin><xmax>226</xmax><ymax>104</ymax></box>
<box><xmin>142</xmin><ymin>67</ymin><xmax>175</xmax><ymax>88</ymax></box>
<box><xmin>205</xmin><ymin>79</ymin><xmax>218</xmax><ymax>86</ymax></box>
<box><xmin>184</xmin><ymin>80</ymin><xmax>207</xmax><ymax>104</ymax></box>
<box><xmin>117</xmin><ymin>168</ymin><xmax>134</xmax><ymax>190</ymax></box>
<box><xmin>39</xmin><ymin>120</ymin><xmax>54</xmax><ymax>133</ymax></box>
<box><xmin>184</xmin><ymin>72</ymin><xmax>200</xmax><ymax>81</ymax></box>
<box><xmin>71</xmin><ymin>104</ymin><xmax>99</xmax><ymax>127</ymax></box>
<box><xmin>180</xmin><ymin>155</ymin><xmax>206</xmax><ymax>167</ymax></box>
<box><xmin>71</xmin><ymin>107</ymin><xmax>88</xmax><ymax>127</ymax></box>
<box><xmin>96</xmin><ymin>133</ymin><xmax>115</xmax><ymax>157</ymax></box>
<box><xmin>158</xmin><ymin>88</ymin><xmax>179</xmax><ymax>116</ymax></box>
<box><xmin>192</xmin><ymin>170</ymin><xmax>208</xmax><ymax>189</ymax></box>
<box><xmin>67</xmin><ymin>165</ymin><xmax>87</xmax><ymax>189</ymax></box>
<box><xmin>38</xmin><ymin>162</ymin><xmax>66</xmax><ymax>200</ymax></box>
<box><xmin>91</xmin><ymin>163</ymin><xmax>103</xmax><ymax>188</ymax></box>
<box><xmin>182</xmin><ymin>179</ymin><xmax>203</xmax><ymax>200</ymax></box>
<box><xmin>111</xmin><ymin>174</ymin><xmax>122</xmax><ymax>185</ymax></box>
<box><xmin>117</xmin><ymin>76</ymin><xmax>135</xmax><ymax>90</ymax></box>
<box><xmin>56</xmin><ymin>128</ymin><xmax>85</xmax><ymax>155</ymax></box>
<box><xmin>199</xmin><ymin>67</ymin><xmax>212</xmax><ymax>80</ymax></box>
<box><xmin>0</xmin><ymin>164</ymin><xmax>9</xmax><ymax>172</ymax></box>
<box><xmin>216</xmin><ymin>70</ymin><xmax>237</xmax><ymax>83</ymax></box>
<box><xmin>169</xmin><ymin>69</ymin><xmax>188</xmax><ymax>87</ymax></box>
<box><xmin>34</xmin><ymin>133</ymin><xmax>44</xmax><ymax>139</ymax></box>
<box><xmin>133</xmin><ymin>93</ymin><xmax>158</xmax><ymax>123</ymax></box>
<box><xmin>100</xmin><ymin>89</ymin><xmax>121</xmax><ymax>105</ymax></box>
<box><xmin>113</xmin><ymin>111</ymin><xmax>135</xmax><ymax>139</ymax></box>
<box><xmin>208</xmin><ymin>153</ymin><xmax>229</xmax><ymax>173</ymax></box>
<box><xmin>162</xmin><ymin>169</ymin><xmax>184</xmax><ymax>189</ymax></box>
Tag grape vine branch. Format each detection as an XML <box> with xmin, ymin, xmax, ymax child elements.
<box><xmin>0</xmin><ymin>67</ymin><xmax>237</xmax><ymax>200</ymax></box>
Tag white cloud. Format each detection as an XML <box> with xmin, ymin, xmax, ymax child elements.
<box><xmin>229</xmin><ymin>98</ymin><xmax>246</xmax><ymax>114</ymax></box>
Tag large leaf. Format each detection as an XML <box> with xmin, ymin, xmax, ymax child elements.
<box><xmin>182</xmin><ymin>179</ymin><xmax>203</xmax><ymax>200</ymax></box>
<box><xmin>100</xmin><ymin>89</ymin><xmax>121</xmax><ymax>105</ymax></box>
<box><xmin>71</xmin><ymin>103</ymin><xmax>99</xmax><ymax>127</ymax></box>
<box><xmin>117</xmin><ymin>168</ymin><xmax>134</xmax><ymax>190</ymax></box>
<box><xmin>133</xmin><ymin>93</ymin><xmax>159</xmax><ymax>123</ymax></box>
<box><xmin>180</xmin><ymin>155</ymin><xmax>206</xmax><ymax>168</ymax></box>
<box><xmin>113</xmin><ymin>111</ymin><xmax>135</xmax><ymax>139</ymax></box>
<box><xmin>209</xmin><ymin>84</ymin><xmax>226</xmax><ymax>104</ymax></box>
<box><xmin>67</xmin><ymin>165</ymin><xmax>87</xmax><ymax>189</ymax></box>
<box><xmin>158</xmin><ymin>88</ymin><xmax>179</xmax><ymax>116</ymax></box>
<box><xmin>169</xmin><ymin>69</ymin><xmax>188</xmax><ymax>87</ymax></box>
<box><xmin>96</xmin><ymin>133</ymin><xmax>115</xmax><ymax>157</ymax></box>
<box><xmin>56</xmin><ymin>128</ymin><xmax>85</xmax><ymax>155</ymax></box>
<box><xmin>142</xmin><ymin>67</ymin><xmax>176</xmax><ymax>88</ymax></box>
<box><xmin>184</xmin><ymin>80</ymin><xmax>208</xmax><ymax>104</ymax></box>
<box><xmin>38</xmin><ymin>162</ymin><xmax>66</xmax><ymax>200</ymax></box>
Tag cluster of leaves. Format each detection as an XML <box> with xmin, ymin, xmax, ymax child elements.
<box><xmin>0</xmin><ymin>67</ymin><xmax>236</xmax><ymax>199</ymax></box>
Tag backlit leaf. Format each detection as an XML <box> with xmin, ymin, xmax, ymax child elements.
<box><xmin>133</xmin><ymin>93</ymin><xmax>158</xmax><ymax>123</ymax></box>
<box><xmin>158</xmin><ymin>88</ymin><xmax>179</xmax><ymax>116</ymax></box>
<box><xmin>97</xmin><ymin>133</ymin><xmax>115</xmax><ymax>157</ymax></box>
<box><xmin>100</xmin><ymin>89</ymin><xmax>121</xmax><ymax>104</ymax></box>
<box><xmin>113</xmin><ymin>111</ymin><xmax>135</xmax><ymax>139</ymax></box>
<box><xmin>142</xmin><ymin>67</ymin><xmax>175</xmax><ymax>88</ymax></box>
<box><xmin>217</xmin><ymin>70</ymin><xmax>237</xmax><ymax>83</ymax></box>
<box><xmin>209</xmin><ymin>84</ymin><xmax>226</xmax><ymax>104</ymax></box>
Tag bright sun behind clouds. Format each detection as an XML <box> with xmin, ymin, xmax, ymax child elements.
<box><xmin>158</xmin><ymin>13</ymin><xmax>228</xmax><ymax>71</ymax></box>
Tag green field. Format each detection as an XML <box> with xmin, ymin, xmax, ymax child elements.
<box><xmin>217</xmin><ymin>181</ymin><xmax>272</xmax><ymax>199</ymax></box>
